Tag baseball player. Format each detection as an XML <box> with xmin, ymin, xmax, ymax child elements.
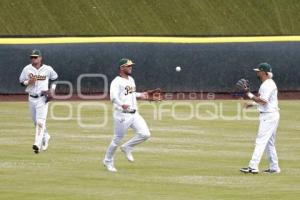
<box><xmin>103</xmin><ymin>58</ymin><xmax>150</xmax><ymax>172</ymax></box>
<box><xmin>19</xmin><ymin>49</ymin><xmax>58</xmax><ymax>154</ymax></box>
<box><xmin>240</xmin><ymin>63</ymin><xmax>280</xmax><ymax>174</ymax></box>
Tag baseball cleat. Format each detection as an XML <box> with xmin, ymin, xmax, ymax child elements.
<box><xmin>263</xmin><ymin>169</ymin><xmax>281</xmax><ymax>174</ymax></box>
<box><xmin>42</xmin><ymin>135</ymin><xmax>51</xmax><ymax>151</ymax></box>
<box><xmin>240</xmin><ymin>167</ymin><xmax>259</xmax><ymax>174</ymax></box>
<box><xmin>120</xmin><ymin>146</ymin><xmax>134</xmax><ymax>162</ymax></box>
<box><xmin>103</xmin><ymin>160</ymin><xmax>117</xmax><ymax>172</ymax></box>
<box><xmin>32</xmin><ymin>144</ymin><xmax>40</xmax><ymax>154</ymax></box>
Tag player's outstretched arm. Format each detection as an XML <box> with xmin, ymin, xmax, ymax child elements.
<box><xmin>247</xmin><ymin>93</ymin><xmax>267</xmax><ymax>105</ymax></box>
<box><xmin>142</xmin><ymin>88</ymin><xmax>163</xmax><ymax>101</ymax></box>
<box><xmin>136</xmin><ymin>92</ymin><xmax>148</xmax><ymax>100</ymax></box>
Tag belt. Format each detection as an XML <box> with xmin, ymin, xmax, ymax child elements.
<box><xmin>260</xmin><ymin>111</ymin><xmax>278</xmax><ymax>114</ymax></box>
<box><xmin>29</xmin><ymin>94</ymin><xmax>44</xmax><ymax>98</ymax></box>
<box><xmin>122</xmin><ymin>109</ymin><xmax>136</xmax><ymax>114</ymax></box>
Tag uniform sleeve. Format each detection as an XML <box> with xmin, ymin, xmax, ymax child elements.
<box><xmin>135</xmin><ymin>92</ymin><xmax>142</xmax><ymax>98</ymax></box>
<box><xmin>19</xmin><ymin>68</ymin><xmax>27</xmax><ymax>83</ymax></box>
<box><xmin>259</xmin><ymin>83</ymin><xmax>275</xmax><ymax>103</ymax></box>
<box><xmin>110</xmin><ymin>80</ymin><xmax>122</xmax><ymax>107</ymax></box>
<box><xmin>49</xmin><ymin>67</ymin><xmax>58</xmax><ymax>80</ymax></box>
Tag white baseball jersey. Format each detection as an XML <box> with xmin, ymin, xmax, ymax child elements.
<box><xmin>19</xmin><ymin>64</ymin><xmax>58</xmax><ymax>95</ymax></box>
<box><xmin>110</xmin><ymin>76</ymin><xmax>141</xmax><ymax>112</ymax></box>
<box><xmin>257</xmin><ymin>79</ymin><xmax>279</xmax><ymax>113</ymax></box>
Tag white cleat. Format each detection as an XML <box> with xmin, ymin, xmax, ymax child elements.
<box><xmin>103</xmin><ymin>160</ymin><xmax>117</xmax><ymax>172</ymax></box>
<box><xmin>121</xmin><ymin>146</ymin><xmax>134</xmax><ymax>162</ymax></box>
<box><xmin>42</xmin><ymin>135</ymin><xmax>51</xmax><ymax>151</ymax></box>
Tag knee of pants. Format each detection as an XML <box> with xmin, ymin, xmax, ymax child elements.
<box><xmin>112</xmin><ymin>135</ymin><xmax>124</xmax><ymax>146</ymax></box>
<box><xmin>143</xmin><ymin>134</ymin><xmax>150</xmax><ymax>141</ymax></box>
<box><xmin>140</xmin><ymin>132</ymin><xmax>151</xmax><ymax>140</ymax></box>
<box><xmin>267</xmin><ymin>141</ymin><xmax>275</xmax><ymax>147</ymax></box>
<box><xmin>255</xmin><ymin>140</ymin><xmax>268</xmax><ymax>147</ymax></box>
<box><xmin>36</xmin><ymin>119</ymin><xmax>46</xmax><ymax>129</ymax></box>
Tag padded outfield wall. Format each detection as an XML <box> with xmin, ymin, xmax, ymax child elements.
<box><xmin>0</xmin><ymin>36</ymin><xmax>300</xmax><ymax>94</ymax></box>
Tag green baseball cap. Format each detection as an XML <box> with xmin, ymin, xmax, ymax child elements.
<box><xmin>119</xmin><ymin>58</ymin><xmax>135</xmax><ymax>67</ymax></box>
<box><xmin>30</xmin><ymin>49</ymin><xmax>42</xmax><ymax>57</ymax></box>
<box><xmin>253</xmin><ymin>62</ymin><xmax>272</xmax><ymax>72</ymax></box>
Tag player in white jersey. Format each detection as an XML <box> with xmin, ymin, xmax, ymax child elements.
<box><xmin>240</xmin><ymin>63</ymin><xmax>280</xmax><ymax>174</ymax></box>
<box><xmin>19</xmin><ymin>49</ymin><xmax>58</xmax><ymax>154</ymax></box>
<box><xmin>103</xmin><ymin>58</ymin><xmax>150</xmax><ymax>172</ymax></box>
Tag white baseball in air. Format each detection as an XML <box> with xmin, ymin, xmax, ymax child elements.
<box><xmin>175</xmin><ymin>66</ymin><xmax>181</xmax><ymax>72</ymax></box>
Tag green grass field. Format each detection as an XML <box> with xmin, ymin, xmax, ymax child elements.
<box><xmin>0</xmin><ymin>100</ymin><xmax>299</xmax><ymax>200</ymax></box>
<box><xmin>1</xmin><ymin>0</ymin><xmax>300</xmax><ymax>36</ymax></box>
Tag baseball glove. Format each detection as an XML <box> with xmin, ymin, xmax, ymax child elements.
<box><xmin>41</xmin><ymin>90</ymin><xmax>53</xmax><ymax>103</ymax></box>
<box><xmin>146</xmin><ymin>88</ymin><xmax>162</xmax><ymax>101</ymax></box>
<box><xmin>235</xmin><ymin>78</ymin><xmax>250</xmax><ymax>93</ymax></box>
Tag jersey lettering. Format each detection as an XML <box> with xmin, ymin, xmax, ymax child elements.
<box><xmin>29</xmin><ymin>73</ymin><xmax>47</xmax><ymax>81</ymax></box>
<box><xmin>124</xmin><ymin>86</ymin><xmax>135</xmax><ymax>95</ymax></box>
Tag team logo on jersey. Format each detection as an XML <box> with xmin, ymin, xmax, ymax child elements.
<box><xmin>29</xmin><ymin>73</ymin><xmax>46</xmax><ymax>80</ymax></box>
<box><xmin>124</xmin><ymin>86</ymin><xmax>135</xmax><ymax>95</ymax></box>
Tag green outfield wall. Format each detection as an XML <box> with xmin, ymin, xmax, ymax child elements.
<box><xmin>0</xmin><ymin>36</ymin><xmax>300</xmax><ymax>94</ymax></box>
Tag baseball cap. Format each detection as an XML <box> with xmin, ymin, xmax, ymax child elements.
<box><xmin>119</xmin><ymin>58</ymin><xmax>135</xmax><ymax>67</ymax></box>
<box><xmin>30</xmin><ymin>49</ymin><xmax>42</xmax><ymax>57</ymax></box>
<box><xmin>253</xmin><ymin>62</ymin><xmax>272</xmax><ymax>72</ymax></box>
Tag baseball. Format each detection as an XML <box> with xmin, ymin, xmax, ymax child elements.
<box><xmin>175</xmin><ymin>66</ymin><xmax>181</xmax><ymax>72</ymax></box>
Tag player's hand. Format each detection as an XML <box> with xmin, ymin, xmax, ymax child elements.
<box><xmin>139</xmin><ymin>92</ymin><xmax>148</xmax><ymax>100</ymax></box>
<box><xmin>243</xmin><ymin>102</ymin><xmax>254</xmax><ymax>109</ymax></box>
<box><xmin>41</xmin><ymin>90</ymin><xmax>53</xmax><ymax>103</ymax></box>
<box><xmin>122</xmin><ymin>104</ymin><xmax>130</xmax><ymax>110</ymax></box>
<box><xmin>28</xmin><ymin>76</ymin><xmax>36</xmax><ymax>85</ymax></box>
<box><xmin>145</xmin><ymin>88</ymin><xmax>162</xmax><ymax>101</ymax></box>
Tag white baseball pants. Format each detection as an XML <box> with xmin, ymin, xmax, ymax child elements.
<box><xmin>104</xmin><ymin>112</ymin><xmax>150</xmax><ymax>163</ymax></box>
<box><xmin>29</xmin><ymin>96</ymin><xmax>49</xmax><ymax>148</ymax></box>
<box><xmin>249</xmin><ymin>112</ymin><xmax>280</xmax><ymax>171</ymax></box>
